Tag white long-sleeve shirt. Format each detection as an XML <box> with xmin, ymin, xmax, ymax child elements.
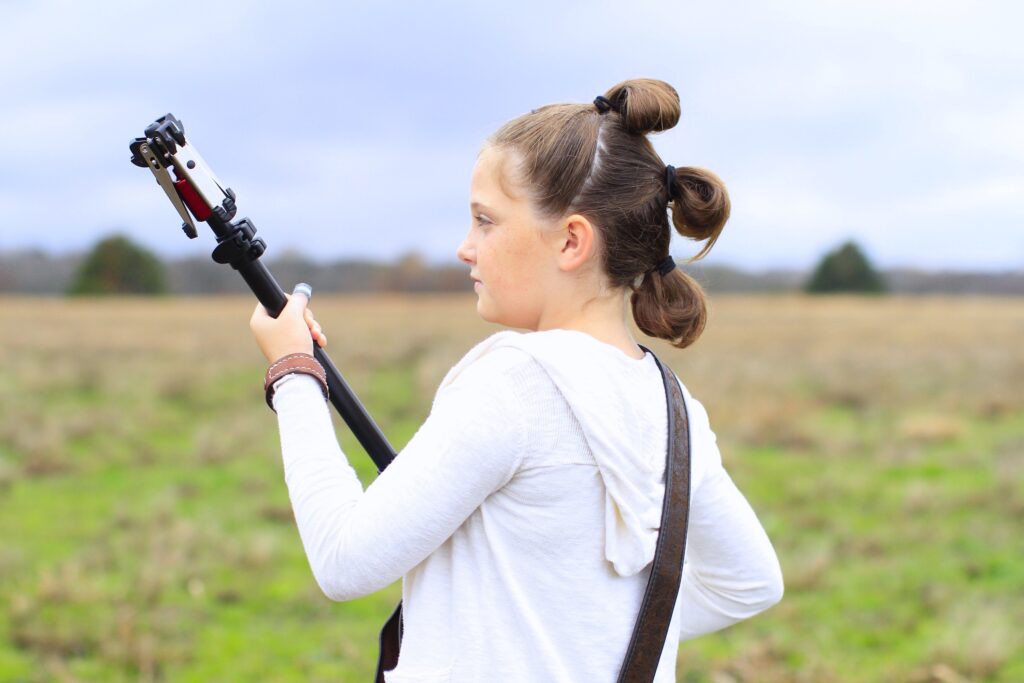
<box><xmin>272</xmin><ymin>328</ymin><xmax>784</xmax><ymax>683</ymax></box>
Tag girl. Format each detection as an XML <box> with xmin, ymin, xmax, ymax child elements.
<box><xmin>249</xmin><ymin>78</ymin><xmax>784</xmax><ymax>683</ymax></box>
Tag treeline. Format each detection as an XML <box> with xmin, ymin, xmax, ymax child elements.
<box><xmin>1</xmin><ymin>245</ymin><xmax>1023</xmax><ymax>296</ymax></box>
<box><xmin>0</xmin><ymin>248</ymin><xmax>469</xmax><ymax>296</ymax></box>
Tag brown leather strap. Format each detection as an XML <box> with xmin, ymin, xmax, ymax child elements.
<box><xmin>617</xmin><ymin>347</ymin><xmax>691</xmax><ymax>683</ymax></box>
<box><xmin>264</xmin><ymin>352</ymin><xmax>329</xmax><ymax>411</ymax></box>
<box><xmin>375</xmin><ymin>602</ymin><xmax>404</xmax><ymax>683</ymax></box>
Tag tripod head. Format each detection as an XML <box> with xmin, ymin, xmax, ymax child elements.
<box><xmin>130</xmin><ymin>114</ymin><xmax>236</xmax><ymax>238</ymax></box>
<box><xmin>129</xmin><ymin>113</ymin><xmax>267</xmax><ymax>269</ymax></box>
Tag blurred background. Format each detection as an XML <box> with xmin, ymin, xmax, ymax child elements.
<box><xmin>1</xmin><ymin>1</ymin><xmax>1021</xmax><ymax>681</ymax></box>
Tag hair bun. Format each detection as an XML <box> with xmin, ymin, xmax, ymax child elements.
<box><xmin>669</xmin><ymin>166</ymin><xmax>730</xmax><ymax>261</ymax></box>
<box><xmin>602</xmin><ymin>78</ymin><xmax>681</xmax><ymax>135</ymax></box>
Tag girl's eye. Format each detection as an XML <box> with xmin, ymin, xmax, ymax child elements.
<box><xmin>475</xmin><ymin>215</ymin><xmax>492</xmax><ymax>226</ymax></box>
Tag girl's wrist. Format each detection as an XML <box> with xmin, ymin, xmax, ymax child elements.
<box><xmin>262</xmin><ymin>341</ymin><xmax>313</xmax><ymax>364</ymax></box>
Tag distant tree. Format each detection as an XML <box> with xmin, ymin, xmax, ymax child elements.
<box><xmin>384</xmin><ymin>250</ymin><xmax>429</xmax><ymax>291</ymax></box>
<box><xmin>805</xmin><ymin>240</ymin><xmax>887</xmax><ymax>294</ymax></box>
<box><xmin>68</xmin><ymin>233</ymin><xmax>168</xmax><ymax>295</ymax></box>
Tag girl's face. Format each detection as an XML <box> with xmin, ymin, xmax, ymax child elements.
<box><xmin>456</xmin><ymin>145</ymin><xmax>560</xmax><ymax>330</ymax></box>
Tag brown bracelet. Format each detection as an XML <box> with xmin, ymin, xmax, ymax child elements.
<box><xmin>264</xmin><ymin>352</ymin><xmax>329</xmax><ymax>411</ymax></box>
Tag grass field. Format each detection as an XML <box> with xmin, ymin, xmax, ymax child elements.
<box><xmin>1</xmin><ymin>293</ymin><xmax>1022</xmax><ymax>682</ymax></box>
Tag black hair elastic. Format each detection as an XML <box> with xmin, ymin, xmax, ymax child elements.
<box><xmin>656</xmin><ymin>256</ymin><xmax>676</xmax><ymax>276</ymax></box>
<box><xmin>664</xmin><ymin>165</ymin><xmax>677</xmax><ymax>200</ymax></box>
<box><xmin>593</xmin><ymin>95</ymin><xmax>618</xmax><ymax>114</ymax></box>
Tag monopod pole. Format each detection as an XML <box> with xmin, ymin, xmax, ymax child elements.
<box><xmin>130</xmin><ymin>114</ymin><xmax>397</xmax><ymax>472</ymax></box>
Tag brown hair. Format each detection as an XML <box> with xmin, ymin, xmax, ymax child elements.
<box><xmin>485</xmin><ymin>78</ymin><xmax>730</xmax><ymax>349</ymax></box>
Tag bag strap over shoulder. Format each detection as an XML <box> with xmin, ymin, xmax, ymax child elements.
<box><xmin>376</xmin><ymin>346</ymin><xmax>692</xmax><ymax>683</ymax></box>
<box><xmin>617</xmin><ymin>346</ymin><xmax>693</xmax><ymax>683</ymax></box>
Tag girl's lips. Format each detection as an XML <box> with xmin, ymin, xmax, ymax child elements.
<box><xmin>474</xmin><ymin>281</ymin><xmax>482</xmax><ymax>290</ymax></box>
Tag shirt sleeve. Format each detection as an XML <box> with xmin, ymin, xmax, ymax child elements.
<box><xmin>271</xmin><ymin>350</ymin><xmax>526</xmax><ymax>601</ymax></box>
<box><xmin>674</xmin><ymin>395</ymin><xmax>785</xmax><ymax>642</ymax></box>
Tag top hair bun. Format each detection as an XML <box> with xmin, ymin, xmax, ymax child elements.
<box><xmin>601</xmin><ymin>79</ymin><xmax>681</xmax><ymax>135</ymax></box>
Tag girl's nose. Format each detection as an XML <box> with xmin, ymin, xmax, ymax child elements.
<box><xmin>456</xmin><ymin>230</ymin><xmax>474</xmax><ymax>265</ymax></box>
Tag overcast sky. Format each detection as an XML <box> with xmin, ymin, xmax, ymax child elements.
<box><xmin>0</xmin><ymin>0</ymin><xmax>1020</xmax><ymax>271</ymax></box>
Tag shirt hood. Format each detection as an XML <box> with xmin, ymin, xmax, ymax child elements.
<box><xmin>438</xmin><ymin>328</ymin><xmax>678</xmax><ymax>577</ymax></box>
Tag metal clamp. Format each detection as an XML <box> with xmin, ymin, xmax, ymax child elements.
<box><xmin>129</xmin><ymin>114</ymin><xmax>233</xmax><ymax>239</ymax></box>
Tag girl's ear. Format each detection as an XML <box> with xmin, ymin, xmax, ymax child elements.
<box><xmin>556</xmin><ymin>214</ymin><xmax>598</xmax><ymax>273</ymax></box>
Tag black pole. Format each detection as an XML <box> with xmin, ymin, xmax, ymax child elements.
<box><xmin>204</xmin><ymin>210</ymin><xmax>398</xmax><ymax>472</ymax></box>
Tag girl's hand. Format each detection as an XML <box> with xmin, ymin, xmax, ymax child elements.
<box><xmin>249</xmin><ymin>288</ymin><xmax>328</xmax><ymax>364</ymax></box>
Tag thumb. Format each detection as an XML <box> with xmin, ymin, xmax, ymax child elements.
<box><xmin>284</xmin><ymin>283</ymin><xmax>312</xmax><ymax>318</ymax></box>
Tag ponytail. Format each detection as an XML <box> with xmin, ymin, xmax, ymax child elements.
<box><xmin>631</xmin><ymin>267</ymin><xmax>708</xmax><ymax>350</ymax></box>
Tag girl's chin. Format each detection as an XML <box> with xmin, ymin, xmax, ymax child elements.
<box><xmin>475</xmin><ymin>301</ymin><xmax>500</xmax><ymax>324</ymax></box>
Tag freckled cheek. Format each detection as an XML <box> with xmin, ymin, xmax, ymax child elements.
<box><xmin>506</xmin><ymin>234</ymin><xmax>542</xmax><ymax>271</ymax></box>
<box><xmin>485</xmin><ymin>231</ymin><xmax>543</xmax><ymax>300</ymax></box>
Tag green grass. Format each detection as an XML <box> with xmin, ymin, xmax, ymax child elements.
<box><xmin>1</xmin><ymin>294</ymin><xmax>1022</xmax><ymax>681</ymax></box>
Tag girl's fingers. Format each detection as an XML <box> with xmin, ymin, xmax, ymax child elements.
<box><xmin>304</xmin><ymin>309</ymin><xmax>322</xmax><ymax>330</ymax></box>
